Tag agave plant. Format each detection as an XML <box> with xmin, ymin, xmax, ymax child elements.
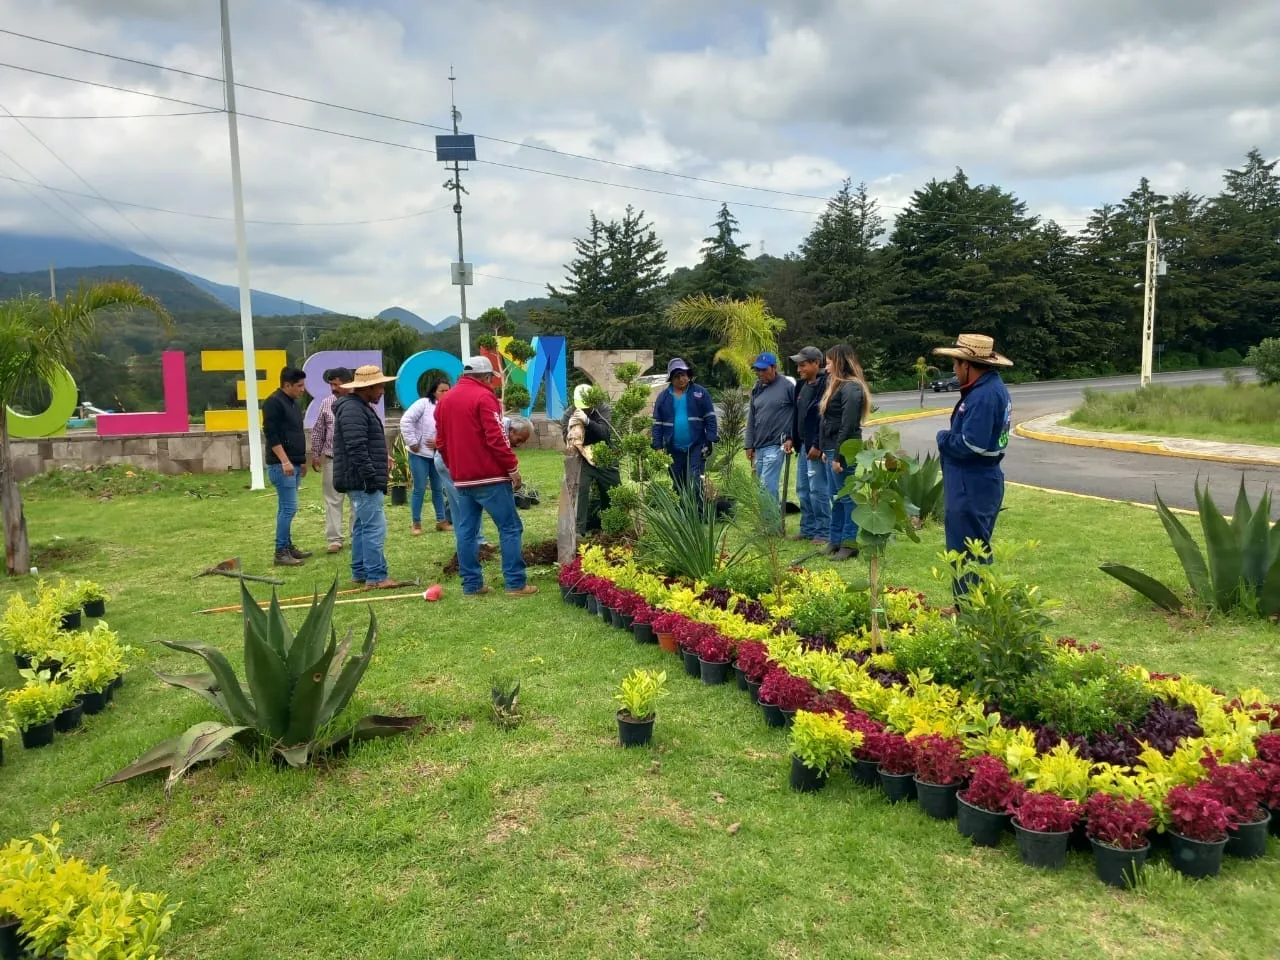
<box><xmin>101</xmin><ymin>581</ymin><xmax>421</xmax><ymax>792</ymax></box>
<box><xmin>1100</xmin><ymin>480</ymin><xmax>1280</xmax><ymax>616</ymax></box>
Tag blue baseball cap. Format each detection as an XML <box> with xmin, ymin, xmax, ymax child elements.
<box><xmin>752</xmin><ymin>352</ymin><xmax>779</xmax><ymax>370</ymax></box>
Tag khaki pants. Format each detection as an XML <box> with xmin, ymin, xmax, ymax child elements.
<box><xmin>321</xmin><ymin>456</ymin><xmax>349</xmax><ymax>546</ymax></box>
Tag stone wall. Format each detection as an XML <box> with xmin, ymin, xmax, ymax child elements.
<box><xmin>9</xmin><ymin>415</ymin><xmax>567</xmax><ymax>481</ymax></box>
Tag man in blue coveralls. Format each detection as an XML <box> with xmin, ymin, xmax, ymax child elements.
<box><xmin>651</xmin><ymin>357</ymin><xmax>718</xmax><ymax>503</ymax></box>
<box><xmin>932</xmin><ymin>334</ymin><xmax>1013</xmax><ymax>592</ymax></box>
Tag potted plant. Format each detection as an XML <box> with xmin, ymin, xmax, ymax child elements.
<box><xmin>1166</xmin><ymin>782</ymin><xmax>1231</xmax><ymax>878</ymax></box>
<box><xmin>389</xmin><ymin>435</ymin><xmax>410</xmax><ymax>506</ymax></box>
<box><xmin>734</xmin><ymin>641</ymin><xmax>770</xmax><ymax>701</ymax></box>
<box><xmin>631</xmin><ymin>605</ymin><xmax>658</xmax><ymax>645</ymax></box>
<box><xmin>912</xmin><ymin>734</ymin><xmax>970</xmax><ymax>820</ymax></box>
<box><xmin>788</xmin><ymin>710</ymin><xmax>858</xmax><ymax>792</ymax></box>
<box><xmin>5</xmin><ymin>678</ymin><xmax>72</xmax><ymax>749</ymax></box>
<box><xmin>615</xmin><ymin>668</ymin><xmax>667</xmax><ymax>747</ymax></box>
<box><xmin>957</xmin><ymin>756</ymin><xmax>1022</xmax><ymax>846</ymax></box>
<box><xmin>54</xmin><ymin>693</ymin><xmax>84</xmax><ymax>734</ymax></box>
<box><xmin>75</xmin><ymin>580</ymin><xmax>109</xmax><ymax>619</ymax></box>
<box><xmin>1203</xmin><ymin>761</ymin><xmax>1272</xmax><ymax>860</ymax></box>
<box><xmin>1250</xmin><ymin>756</ymin><xmax>1280</xmax><ymax>837</ymax></box>
<box><xmin>758</xmin><ymin>669</ymin><xmax>813</xmax><ymax>728</ymax></box>
<box><xmin>0</xmin><ymin>704</ymin><xmax>14</xmax><ymax>768</ymax></box>
<box><xmin>1084</xmin><ymin>793</ymin><xmax>1155</xmax><ymax>888</ymax></box>
<box><xmin>1011</xmin><ymin>791</ymin><xmax>1081</xmax><ymax>869</ymax></box>
<box><xmin>674</xmin><ymin>622</ymin><xmax>705</xmax><ymax>678</ymax></box>
<box><xmin>696</xmin><ymin>633</ymin><xmax>733</xmax><ymax>686</ymax></box>
<box><xmin>66</xmin><ymin>644</ymin><xmax>119</xmax><ymax>715</ymax></box>
<box><xmin>558</xmin><ymin>561</ymin><xmax>587</xmax><ymax>606</ymax></box>
<box><xmin>871</xmin><ymin>731</ymin><xmax>917</xmax><ymax>803</ymax></box>
<box><xmin>847</xmin><ymin>712</ymin><xmax>884</xmax><ymax>787</ymax></box>
<box><xmin>652</xmin><ymin>613</ymin><xmax>684</xmax><ymax>655</ymax></box>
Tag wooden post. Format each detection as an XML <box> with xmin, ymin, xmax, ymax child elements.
<box><xmin>558</xmin><ymin>454</ymin><xmax>582</xmax><ymax>566</ymax></box>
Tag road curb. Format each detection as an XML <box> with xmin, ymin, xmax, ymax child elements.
<box><xmin>1013</xmin><ymin>415</ymin><xmax>1280</xmax><ymax>468</ymax></box>
<box><xmin>872</xmin><ymin>407</ymin><xmax>951</xmax><ymax>425</ymax></box>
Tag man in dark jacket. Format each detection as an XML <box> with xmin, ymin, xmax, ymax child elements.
<box><xmin>932</xmin><ymin>334</ymin><xmax>1014</xmax><ymax>593</ymax></box>
<box><xmin>264</xmin><ymin>367</ymin><xmax>310</xmax><ymax>566</ymax></box>
<box><xmin>786</xmin><ymin>346</ymin><xmax>829</xmax><ymax>544</ymax></box>
<box><xmin>745</xmin><ymin>351</ymin><xmax>794</xmax><ymax>505</ymax></box>
<box><xmin>435</xmin><ymin>356</ymin><xmax>536</xmax><ymax>597</ymax></box>
<box><xmin>333</xmin><ymin>365</ymin><xmax>406</xmax><ymax>590</ymax></box>
<box><xmin>650</xmin><ymin>358</ymin><xmax>718</xmax><ymax>502</ymax></box>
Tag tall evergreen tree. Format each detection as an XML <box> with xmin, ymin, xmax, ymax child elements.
<box><xmin>695</xmin><ymin>204</ymin><xmax>754</xmax><ymax>299</ymax></box>
<box><xmin>546</xmin><ymin>212</ymin><xmax>609</xmax><ymax>347</ymax></box>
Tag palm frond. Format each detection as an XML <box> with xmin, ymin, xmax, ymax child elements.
<box><xmin>666</xmin><ymin>295</ymin><xmax>785</xmax><ymax>387</ymax></box>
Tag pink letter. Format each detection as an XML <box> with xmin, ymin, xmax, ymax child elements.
<box><xmin>96</xmin><ymin>351</ymin><xmax>190</xmax><ymax>436</ymax></box>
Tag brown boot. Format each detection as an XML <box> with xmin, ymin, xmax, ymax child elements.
<box><xmin>436</xmin><ymin>521</ymin><xmax>453</xmax><ymax>532</ymax></box>
<box><xmin>411</xmin><ymin>524</ymin><xmax>423</xmax><ymax>536</ymax></box>
<box><xmin>506</xmin><ymin>585</ymin><xmax>539</xmax><ymax>597</ymax></box>
<box><xmin>289</xmin><ymin>545</ymin><xmax>312</xmax><ymax>560</ymax></box>
<box><xmin>274</xmin><ymin>549</ymin><xmax>303</xmax><ymax>567</ymax></box>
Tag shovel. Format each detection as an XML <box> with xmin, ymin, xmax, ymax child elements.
<box><xmin>192</xmin><ymin>557</ymin><xmax>285</xmax><ymax>586</ymax></box>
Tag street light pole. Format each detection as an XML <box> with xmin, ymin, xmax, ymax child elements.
<box><xmin>448</xmin><ymin>70</ymin><xmax>470</xmax><ymax>359</ymax></box>
<box><xmin>219</xmin><ymin>0</ymin><xmax>264</xmax><ymax>489</ymax></box>
<box><xmin>1139</xmin><ymin>213</ymin><xmax>1158</xmax><ymax>388</ymax></box>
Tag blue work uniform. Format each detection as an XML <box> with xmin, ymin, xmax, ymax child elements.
<box><xmin>652</xmin><ymin>382</ymin><xmax>718</xmax><ymax>498</ymax></box>
<box><xmin>936</xmin><ymin>370</ymin><xmax>1012</xmax><ymax>575</ymax></box>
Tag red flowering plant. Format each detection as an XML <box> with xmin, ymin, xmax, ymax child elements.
<box><xmin>651</xmin><ymin>613</ymin><xmax>687</xmax><ymax>636</ymax></box>
<box><xmin>1248</xmin><ymin>759</ymin><xmax>1280</xmax><ymax>811</ymax></box>
<box><xmin>1166</xmin><ymin>782</ymin><xmax>1231</xmax><ymax>842</ymax></box>
<box><xmin>1254</xmin><ymin>732</ymin><xmax>1280</xmax><ymax>764</ymax></box>
<box><xmin>630</xmin><ymin>603</ymin><xmax>658</xmax><ymax>626</ymax></box>
<box><xmin>596</xmin><ymin>585</ymin><xmax>624</xmax><ymax>611</ymax></box>
<box><xmin>558</xmin><ymin>557</ymin><xmax>584</xmax><ymax>588</ymax></box>
<box><xmin>911</xmin><ymin>734</ymin><xmax>970</xmax><ymax>786</ymax></box>
<box><xmin>845</xmin><ymin>711</ymin><xmax>885</xmax><ymax>760</ymax></box>
<box><xmin>867</xmin><ymin>731</ymin><xmax>915</xmax><ymax>775</ymax></box>
<box><xmin>734</xmin><ymin>641</ymin><xmax>771</xmax><ymax>683</ymax></box>
<box><xmin>674</xmin><ymin>620</ymin><xmax>713</xmax><ymax>654</ymax></box>
<box><xmin>579</xmin><ymin>575</ymin><xmax>611</xmax><ymax>598</ymax></box>
<box><xmin>1012</xmin><ymin>790</ymin><xmax>1081</xmax><ymax>833</ymax></box>
<box><xmin>757</xmin><ymin>669</ymin><xmax>815</xmax><ymax>711</ymax></box>
<box><xmin>1201</xmin><ymin>757</ymin><xmax>1269</xmax><ymax>825</ymax></box>
<box><xmin>958</xmin><ymin>756</ymin><xmax>1025</xmax><ymax>813</ymax></box>
<box><xmin>1084</xmin><ymin>793</ymin><xmax>1155</xmax><ymax>850</ymax></box>
<box><xmin>696</xmin><ymin>633</ymin><xmax>733</xmax><ymax>664</ymax></box>
<box><xmin>613</xmin><ymin>591</ymin><xmax>646</xmax><ymax>617</ymax></box>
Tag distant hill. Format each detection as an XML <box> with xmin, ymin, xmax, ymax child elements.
<box><xmin>0</xmin><ymin>231</ymin><xmax>333</xmax><ymax>316</ymax></box>
<box><xmin>0</xmin><ymin>265</ymin><xmax>232</xmax><ymax>315</ymax></box>
<box><xmin>434</xmin><ymin>314</ymin><xmax>461</xmax><ymax>331</ymax></box>
<box><xmin>377</xmin><ymin>306</ymin><xmax>431</xmax><ymax>332</ymax></box>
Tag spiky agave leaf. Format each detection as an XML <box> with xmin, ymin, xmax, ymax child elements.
<box><xmin>285</xmin><ymin>579</ymin><xmax>339</xmax><ymax>677</ymax></box>
<box><xmin>1197</xmin><ymin>480</ymin><xmax>1243</xmax><ymax>611</ymax></box>
<box><xmin>152</xmin><ymin>671</ymin><xmax>235</xmax><ymax>720</ymax></box>
<box><xmin>98</xmin><ymin>721</ymin><xmax>250</xmax><ymax>791</ymax></box>
<box><xmin>1098</xmin><ymin>563</ymin><xmax>1186</xmax><ymax>613</ymax></box>
<box><xmin>321</xmin><ymin>715</ymin><xmax>425</xmax><ymax>758</ymax></box>
<box><xmin>1153</xmin><ymin>489</ymin><xmax>1211</xmax><ymax>606</ymax></box>
<box><xmin>158</xmin><ymin>640</ymin><xmax>257</xmax><ymax>727</ymax></box>
<box><xmin>318</xmin><ymin>611</ymin><xmax>377</xmax><ymax>729</ymax></box>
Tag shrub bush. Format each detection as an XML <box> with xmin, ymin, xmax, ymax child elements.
<box><xmin>1246</xmin><ymin>337</ymin><xmax>1280</xmax><ymax>385</ymax></box>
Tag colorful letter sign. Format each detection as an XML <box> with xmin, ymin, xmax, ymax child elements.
<box><xmin>6</xmin><ymin>365</ymin><xmax>77</xmax><ymax>439</ymax></box>
<box><xmin>301</xmin><ymin>350</ymin><xmax>385</xmax><ymax>427</ymax></box>
<box><xmin>96</xmin><ymin>351</ymin><xmax>190</xmax><ymax>436</ymax></box>
<box><xmin>199</xmin><ymin>349</ymin><xmax>287</xmax><ymax>432</ymax></box>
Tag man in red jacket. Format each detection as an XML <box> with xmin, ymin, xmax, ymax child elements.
<box><xmin>435</xmin><ymin>357</ymin><xmax>537</xmax><ymax>597</ymax></box>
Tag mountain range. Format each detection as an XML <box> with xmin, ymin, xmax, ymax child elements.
<box><xmin>0</xmin><ymin>231</ymin><xmax>453</xmax><ymax>330</ymax></box>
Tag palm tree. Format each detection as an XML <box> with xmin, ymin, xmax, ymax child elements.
<box><xmin>912</xmin><ymin>355</ymin><xmax>940</xmax><ymax>408</ymax></box>
<box><xmin>1</xmin><ymin>282</ymin><xmax>170</xmax><ymax>575</ymax></box>
<box><xmin>665</xmin><ymin>295</ymin><xmax>785</xmax><ymax>388</ymax></box>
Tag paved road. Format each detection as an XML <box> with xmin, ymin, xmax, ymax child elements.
<box><xmin>877</xmin><ymin>369</ymin><xmax>1280</xmax><ymax>519</ymax></box>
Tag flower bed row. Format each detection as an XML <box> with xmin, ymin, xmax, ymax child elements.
<box><xmin>562</xmin><ymin>548</ymin><xmax>1280</xmax><ymax>885</ymax></box>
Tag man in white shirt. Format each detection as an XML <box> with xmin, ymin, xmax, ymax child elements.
<box><xmin>398</xmin><ymin>378</ymin><xmax>452</xmax><ymax>536</ymax></box>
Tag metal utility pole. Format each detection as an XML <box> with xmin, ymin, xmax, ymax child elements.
<box><xmin>1139</xmin><ymin>213</ymin><xmax>1159</xmax><ymax>388</ymax></box>
<box><xmin>220</xmin><ymin>0</ymin><xmax>265</xmax><ymax>489</ymax></box>
<box><xmin>439</xmin><ymin>68</ymin><xmax>474</xmax><ymax>358</ymax></box>
<box><xmin>48</xmin><ymin>262</ymin><xmax>56</xmax><ymax>299</ymax></box>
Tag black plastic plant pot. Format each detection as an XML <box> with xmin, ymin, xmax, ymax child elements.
<box><xmin>1069</xmin><ymin>819</ymin><xmax>1092</xmax><ymax>853</ymax></box>
<box><xmin>559</xmin><ymin>584</ymin><xmax>570</xmax><ymax>602</ymax></box>
<box><xmin>20</xmin><ymin>722</ymin><xmax>55</xmax><ymax>750</ymax></box>
<box><xmin>585</xmin><ymin>595</ymin><xmax>599</xmax><ymax>616</ymax></box>
<box><xmin>608</xmin><ymin>608</ymin><xmax>623</xmax><ymax>628</ymax></box>
<box><xmin>390</xmin><ymin>485</ymin><xmax>408</xmax><ymax>506</ymax></box>
<box><xmin>105</xmin><ymin>683</ymin><xmax>115</xmax><ymax>704</ymax></box>
<box><xmin>733</xmin><ymin>666</ymin><xmax>749</xmax><ymax>691</ymax></box>
<box><xmin>39</xmin><ymin>658</ymin><xmax>64</xmax><ymax>679</ymax></box>
<box><xmin>60</xmin><ymin>610</ymin><xmax>82</xmax><ymax>631</ymax></box>
<box><xmin>83</xmin><ymin>599</ymin><xmax>106</xmax><ymax>619</ymax></box>
<box><xmin>914</xmin><ymin>779</ymin><xmax>960</xmax><ymax>820</ymax></box>
<box><xmin>633</xmin><ymin>623</ymin><xmax>656</xmax><ymax>644</ymax></box>
<box><xmin>1013</xmin><ymin>821</ymin><xmax>1071</xmax><ymax>870</ymax></box>
<box><xmin>790</xmin><ymin>754</ymin><xmax>828</xmax><ymax>793</ymax></box>
<box><xmin>81</xmin><ymin>689</ymin><xmax>109</xmax><ymax>715</ymax></box>
<box><xmin>0</xmin><ymin>917</ymin><xmax>25</xmax><ymax>960</ymax></box>
<box><xmin>620</xmin><ymin>613</ymin><xmax>635</xmax><ymax>631</ymax></box>
<box><xmin>111</xmin><ymin>674</ymin><xmax>124</xmax><ymax>691</ymax></box>
<box><xmin>600</xmin><ymin>606</ymin><xmax>615</xmax><ymax>626</ymax></box>
<box><xmin>682</xmin><ymin>649</ymin><xmax>701</xmax><ymax>678</ymax></box>
<box><xmin>617</xmin><ymin>711</ymin><xmax>655</xmax><ymax>747</ymax></box>
<box><xmin>1271</xmin><ymin>807</ymin><xmax>1279</xmax><ymax>837</ymax></box>
<box><xmin>1169</xmin><ymin>832</ymin><xmax>1227</xmax><ymax>878</ymax></box>
<box><xmin>746</xmin><ymin>679</ymin><xmax>762</xmax><ymax>704</ymax></box>
<box><xmin>850</xmin><ymin>758</ymin><xmax>880</xmax><ymax>788</ymax></box>
<box><xmin>568</xmin><ymin>590</ymin><xmax>588</xmax><ymax>609</ymax></box>
<box><xmin>879</xmin><ymin>770</ymin><xmax>917</xmax><ymax>804</ymax></box>
<box><xmin>699</xmin><ymin>659</ymin><xmax>731</xmax><ymax>685</ymax></box>
<box><xmin>957</xmin><ymin>796</ymin><xmax>1009</xmax><ymax>847</ymax></box>
<box><xmin>780</xmin><ymin>709</ymin><xmax>796</xmax><ymax>727</ymax></box>
<box><xmin>761</xmin><ymin>701</ymin><xmax>788</xmax><ymax>728</ymax></box>
<box><xmin>54</xmin><ymin>699</ymin><xmax>84</xmax><ymax>733</ymax></box>
<box><xmin>1226</xmin><ymin>810</ymin><xmax>1272</xmax><ymax>860</ymax></box>
<box><xmin>1090</xmin><ymin>839</ymin><xmax>1150</xmax><ymax>889</ymax></box>
<box><xmin>12</xmin><ymin>654</ymin><xmax>30</xmax><ymax>671</ymax></box>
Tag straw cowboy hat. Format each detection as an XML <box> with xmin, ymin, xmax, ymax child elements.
<box><xmin>343</xmin><ymin>364</ymin><xmax>397</xmax><ymax>388</ymax></box>
<box><xmin>933</xmin><ymin>333</ymin><xmax>1013</xmax><ymax>368</ymax></box>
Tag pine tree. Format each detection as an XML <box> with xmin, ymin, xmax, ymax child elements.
<box><xmin>547</xmin><ymin>212</ymin><xmax>608</xmax><ymax>347</ymax></box>
<box><xmin>696</xmin><ymin>204</ymin><xmax>753</xmax><ymax>299</ymax></box>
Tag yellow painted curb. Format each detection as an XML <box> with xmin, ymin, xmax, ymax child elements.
<box><xmin>1013</xmin><ymin>422</ymin><xmax>1280</xmax><ymax>468</ymax></box>
<box><xmin>1006</xmin><ymin>480</ymin><xmax>1201</xmax><ymax>518</ymax></box>
<box><xmin>871</xmin><ymin>407</ymin><xmax>951</xmax><ymax>425</ymax></box>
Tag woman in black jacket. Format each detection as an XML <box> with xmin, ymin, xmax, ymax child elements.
<box><xmin>819</xmin><ymin>343</ymin><xmax>871</xmax><ymax>560</ymax></box>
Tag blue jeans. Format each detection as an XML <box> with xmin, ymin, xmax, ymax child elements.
<box><xmin>454</xmin><ymin>482</ymin><xmax>526</xmax><ymax>593</ymax></box>
<box><xmin>669</xmin><ymin>446</ymin><xmax>706</xmax><ymax>503</ymax></box>
<box><xmin>796</xmin><ymin>452</ymin><xmax>830</xmax><ymax>539</ymax></box>
<box><xmin>753</xmin><ymin>444</ymin><xmax>784</xmax><ymax>502</ymax></box>
<box><xmin>349</xmin><ymin>490</ymin><xmax>388</xmax><ymax>583</ymax></box>
<box><xmin>267</xmin><ymin>463</ymin><xmax>301</xmax><ymax>552</ymax></box>
<box><xmin>409</xmin><ymin>453</ymin><xmax>446</xmax><ymax>524</ymax></box>
<box><xmin>825</xmin><ymin>449</ymin><xmax>859</xmax><ymax>548</ymax></box>
<box><xmin>434</xmin><ymin>454</ymin><xmax>485</xmax><ymax>547</ymax></box>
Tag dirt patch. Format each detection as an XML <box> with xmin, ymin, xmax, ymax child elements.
<box><xmin>484</xmin><ymin>785</ymin><xmax>547</xmax><ymax>844</ymax></box>
<box><xmin>30</xmin><ymin>537</ymin><xmax>100</xmax><ymax>567</ymax></box>
<box><xmin>441</xmin><ymin>539</ymin><xmax>557</xmax><ymax>577</ymax></box>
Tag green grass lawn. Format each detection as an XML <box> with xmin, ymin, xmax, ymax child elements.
<box><xmin>1067</xmin><ymin>383</ymin><xmax>1280</xmax><ymax>446</ymax></box>
<box><xmin>2</xmin><ymin>451</ymin><xmax>1278</xmax><ymax>960</ymax></box>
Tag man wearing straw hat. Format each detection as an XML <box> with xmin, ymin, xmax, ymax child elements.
<box><xmin>332</xmin><ymin>365</ymin><xmax>413</xmax><ymax>591</ymax></box>
<box><xmin>932</xmin><ymin>334</ymin><xmax>1014</xmax><ymax>591</ymax></box>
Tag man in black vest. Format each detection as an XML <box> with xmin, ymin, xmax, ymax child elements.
<box><xmin>264</xmin><ymin>367</ymin><xmax>311</xmax><ymax>566</ymax></box>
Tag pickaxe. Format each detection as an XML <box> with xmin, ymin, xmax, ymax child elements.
<box><xmin>191</xmin><ymin>557</ymin><xmax>285</xmax><ymax>586</ymax></box>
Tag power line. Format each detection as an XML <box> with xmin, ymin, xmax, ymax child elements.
<box><xmin>0</xmin><ymin>173</ymin><xmax>454</xmax><ymax>225</ymax></box>
<box><xmin>473</xmin><ymin>271</ymin><xmax>549</xmax><ymax>287</ymax></box>
<box><xmin>0</xmin><ymin>150</ymin><xmax>101</xmax><ymax>245</ymax></box>
<box><xmin>0</xmin><ymin>108</ymin><xmax>221</xmax><ymax>120</ymax></box>
<box><xmin>0</xmin><ymin>144</ymin><xmax>132</xmax><ymax>250</ymax></box>
<box><xmin>0</xmin><ymin>100</ymin><xmax>192</xmax><ymax>271</ymax></box>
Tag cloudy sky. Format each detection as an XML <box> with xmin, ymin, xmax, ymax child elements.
<box><xmin>0</xmin><ymin>0</ymin><xmax>1276</xmax><ymax>323</ymax></box>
